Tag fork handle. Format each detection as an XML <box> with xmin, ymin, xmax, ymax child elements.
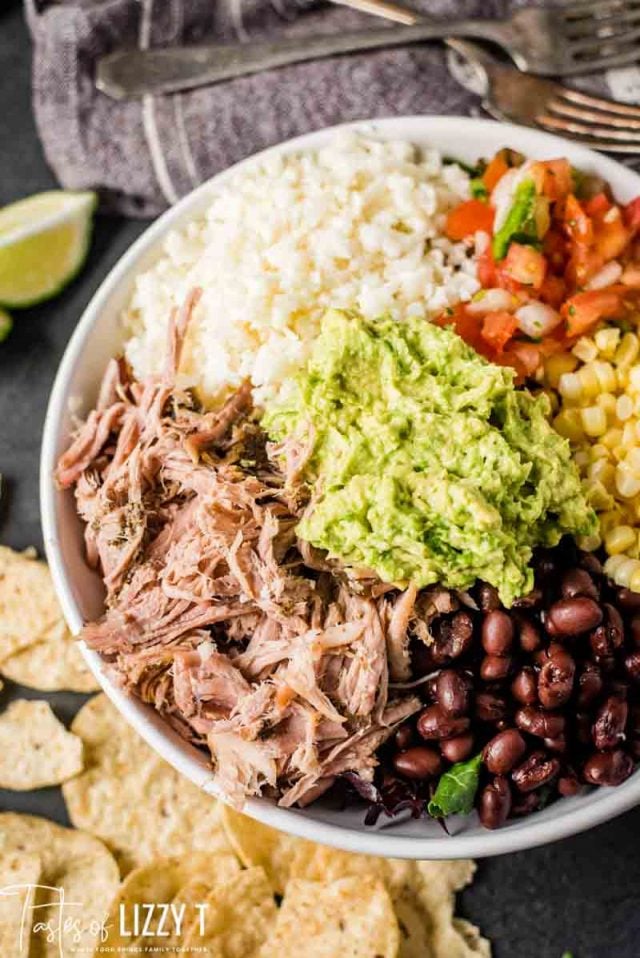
<box><xmin>96</xmin><ymin>20</ymin><xmax>509</xmax><ymax>99</ymax></box>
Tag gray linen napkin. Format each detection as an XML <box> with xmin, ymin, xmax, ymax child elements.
<box><xmin>24</xmin><ymin>0</ymin><xmax>631</xmax><ymax>218</ymax></box>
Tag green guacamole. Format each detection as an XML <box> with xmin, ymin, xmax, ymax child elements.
<box><xmin>264</xmin><ymin>309</ymin><xmax>596</xmax><ymax>605</ymax></box>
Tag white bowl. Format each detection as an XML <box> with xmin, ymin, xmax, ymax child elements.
<box><xmin>41</xmin><ymin>116</ymin><xmax>640</xmax><ymax>859</ymax></box>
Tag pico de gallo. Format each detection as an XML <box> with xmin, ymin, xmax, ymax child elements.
<box><xmin>439</xmin><ymin>148</ymin><xmax>640</xmax><ymax>380</ymax></box>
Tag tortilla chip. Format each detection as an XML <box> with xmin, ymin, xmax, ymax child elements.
<box><xmin>0</xmin><ymin>700</ymin><xmax>83</xmax><ymax>790</ymax></box>
<box><xmin>0</xmin><ymin>812</ymin><xmax>120</xmax><ymax>957</ymax></box>
<box><xmin>415</xmin><ymin>861</ymin><xmax>490</xmax><ymax>958</ymax></box>
<box><xmin>183</xmin><ymin>866</ymin><xmax>276</xmax><ymax>956</ymax></box>
<box><xmin>261</xmin><ymin>876</ymin><xmax>399</xmax><ymax>958</ymax></box>
<box><xmin>63</xmin><ymin>693</ymin><xmax>232</xmax><ymax>872</ymax></box>
<box><xmin>101</xmin><ymin>852</ymin><xmax>241</xmax><ymax>951</ymax></box>
<box><xmin>0</xmin><ymin>546</ymin><xmax>98</xmax><ymax>692</ymax></box>
<box><xmin>0</xmin><ymin>851</ymin><xmax>41</xmax><ymax>958</ymax></box>
<box><xmin>0</xmin><ymin>622</ymin><xmax>98</xmax><ymax>693</ymax></box>
<box><xmin>161</xmin><ymin>878</ymin><xmax>221</xmax><ymax>957</ymax></box>
<box><xmin>221</xmin><ymin>805</ymin><xmax>317</xmax><ymax>895</ymax></box>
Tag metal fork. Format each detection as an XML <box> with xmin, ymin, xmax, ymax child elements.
<box><xmin>96</xmin><ymin>0</ymin><xmax>640</xmax><ymax>100</ymax></box>
<box><xmin>334</xmin><ymin>0</ymin><xmax>640</xmax><ymax>156</ymax></box>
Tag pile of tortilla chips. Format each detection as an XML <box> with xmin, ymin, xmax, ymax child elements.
<box><xmin>0</xmin><ymin>545</ymin><xmax>492</xmax><ymax>957</ymax></box>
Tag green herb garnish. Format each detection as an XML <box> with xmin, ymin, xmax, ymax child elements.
<box><xmin>427</xmin><ymin>753</ymin><xmax>483</xmax><ymax>819</ymax></box>
<box><xmin>470</xmin><ymin>178</ymin><xmax>489</xmax><ymax>201</ymax></box>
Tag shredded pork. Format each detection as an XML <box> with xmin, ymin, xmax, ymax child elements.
<box><xmin>56</xmin><ymin>290</ymin><xmax>438</xmax><ymax>808</ymax></box>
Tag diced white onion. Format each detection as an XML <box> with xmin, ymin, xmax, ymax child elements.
<box><xmin>466</xmin><ymin>288</ymin><xmax>514</xmax><ymax>315</ymax></box>
<box><xmin>514</xmin><ymin>301</ymin><xmax>562</xmax><ymax>338</ymax></box>
<box><xmin>586</xmin><ymin>260</ymin><xmax>623</xmax><ymax>291</ymax></box>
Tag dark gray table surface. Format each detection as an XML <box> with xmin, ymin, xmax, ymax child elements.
<box><xmin>1</xmin><ymin>4</ymin><xmax>639</xmax><ymax>957</ymax></box>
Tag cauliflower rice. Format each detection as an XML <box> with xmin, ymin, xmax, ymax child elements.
<box><xmin>123</xmin><ymin>131</ymin><xmax>480</xmax><ymax>405</ymax></box>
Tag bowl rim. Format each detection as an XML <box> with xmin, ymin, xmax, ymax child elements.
<box><xmin>41</xmin><ymin>114</ymin><xmax>640</xmax><ymax>859</ymax></box>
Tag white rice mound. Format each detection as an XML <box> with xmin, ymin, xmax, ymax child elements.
<box><xmin>123</xmin><ymin>131</ymin><xmax>481</xmax><ymax>405</ymax></box>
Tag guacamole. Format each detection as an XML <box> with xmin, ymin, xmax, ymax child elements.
<box><xmin>264</xmin><ymin>309</ymin><xmax>596</xmax><ymax>605</ymax></box>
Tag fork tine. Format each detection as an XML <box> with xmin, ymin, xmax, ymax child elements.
<box><xmin>537</xmin><ymin>112</ymin><xmax>640</xmax><ymax>147</ymax></box>
<box><xmin>562</xmin><ymin>88</ymin><xmax>640</xmax><ymax>120</ymax></box>
<box><xmin>561</xmin><ymin>0</ymin><xmax>640</xmax><ymax>19</ymax></box>
<box><xmin>549</xmin><ymin>98</ymin><xmax>640</xmax><ymax>130</ymax></box>
<box><xmin>563</xmin><ymin>47</ymin><xmax>640</xmax><ymax>74</ymax></box>
<box><xmin>566</xmin><ymin>25</ymin><xmax>640</xmax><ymax>54</ymax></box>
<box><xmin>563</xmin><ymin>7</ymin><xmax>640</xmax><ymax>37</ymax></box>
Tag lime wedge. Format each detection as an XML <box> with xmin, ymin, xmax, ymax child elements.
<box><xmin>0</xmin><ymin>308</ymin><xmax>11</xmax><ymax>342</ymax></box>
<box><xmin>0</xmin><ymin>191</ymin><xmax>97</xmax><ymax>308</ymax></box>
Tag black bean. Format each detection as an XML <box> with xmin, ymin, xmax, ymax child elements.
<box><xmin>575</xmin><ymin>712</ymin><xmax>593</xmax><ymax>746</ymax></box>
<box><xmin>538</xmin><ymin>647</ymin><xmax>575</xmax><ymax>710</ymax></box>
<box><xmin>479</xmin><ymin>776</ymin><xmax>512</xmax><ymax>829</ymax></box>
<box><xmin>592</xmin><ymin>695</ymin><xmax>628</xmax><ymax>751</ymax></box>
<box><xmin>577</xmin><ymin>663</ymin><xmax>603</xmax><ymax>708</ymax></box>
<box><xmin>440</xmin><ymin>732</ymin><xmax>474</xmax><ymax>764</ymax></box>
<box><xmin>558</xmin><ymin>774</ymin><xmax>581</xmax><ymax>796</ymax></box>
<box><xmin>617</xmin><ymin>588</ymin><xmax>640</xmax><ymax>613</ymax></box>
<box><xmin>475</xmin><ymin>692</ymin><xmax>508</xmax><ymax>723</ymax></box>
<box><xmin>511</xmin><ymin>667</ymin><xmax>538</xmax><ymax>705</ymax></box>
<box><xmin>433</xmin><ymin>612</ymin><xmax>474</xmax><ymax>663</ymax></box>
<box><xmin>512</xmin><ymin>750</ymin><xmax>560</xmax><ymax>792</ymax></box>
<box><xmin>481</xmin><ymin>610</ymin><xmax>514</xmax><ymax>656</ymax></box>
<box><xmin>625</xmin><ymin>651</ymin><xmax>640</xmax><ymax>682</ymax></box>
<box><xmin>417</xmin><ymin>705</ymin><xmax>470</xmax><ymax>741</ymax></box>
<box><xmin>480</xmin><ymin>654</ymin><xmax>512</xmax><ymax>682</ymax></box>
<box><xmin>590</xmin><ymin>603</ymin><xmax>624</xmax><ymax>659</ymax></box>
<box><xmin>580</xmin><ymin>553</ymin><xmax>603</xmax><ymax>577</ymax></box>
<box><xmin>436</xmin><ymin>669</ymin><xmax>471</xmax><ymax>717</ymax></box>
<box><xmin>511</xmin><ymin>792</ymin><xmax>540</xmax><ymax>817</ymax></box>
<box><xmin>546</xmin><ymin>597</ymin><xmax>603</xmax><ymax>636</ymax></box>
<box><xmin>515</xmin><ymin>706</ymin><xmax>565</xmax><ymax>739</ymax></box>
<box><xmin>630</xmin><ymin>616</ymin><xmax>640</xmax><ymax>649</ymax></box>
<box><xmin>561</xmin><ymin>568</ymin><xmax>599</xmax><ymax>600</ymax></box>
<box><xmin>582</xmin><ymin>749</ymin><xmax>634</xmax><ymax>786</ymax></box>
<box><xmin>518</xmin><ymin>618</ymin><xmax>542</xmax><ymax>653</ymax></box>
<box><xmin>394</xmin><ymin>724</ymin><xmax>415</xmax><ymax>751</ymax></box>
<box><xmin>513</xmin><ymin>587</ymin><xmax>544</xmax><ymax>610</ymax></box>
<box><xmin>393</xmin><ymin>746</ymin><xmax>442</xmax><ymax>781</ymax></box>
<box><xmin>483</xmin><ymin>729</ymin><xmax>527</xmax><ymax>774</ymax></box>
<box><xmin>543</xmin><ymin>735</ymin><xmax>567</xmax><ymax>754</ymax></box>
<box><xmin>476</xmin><ymin>582</ymin><xmax>500</xmax><ymax>612</ymax></box>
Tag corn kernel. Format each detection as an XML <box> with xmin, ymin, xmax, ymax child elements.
<box><xmin>615</xmin><ymin>332</ymin><xmax>640</xmax><ymax>369</ymax></box>
<box><xmin>558</xmin><ymin>372</ymin><xmax>582</xmax><ymax>402</ymax></box>
<box><xmin>573</xmin><ymin>337</ymin><xmax>598</xmax><ymax>363</ymax></box>
<box><xmin>585</xmin><ymin>481</ymin><xmax>615</xmax><ymax>510</ymax></box>
<box><xmin>602</xmin><ymin>428</ymin><xmax>623</xmax><ymax>450</ymax></box>
<box><xmin>626</xmin><ymin>447</ymin><xmax>640</xmax><ymax>477</ymax></box>
<box><xmin>588</xmin><ymin>459</ymin><xmax>616</xmax><ymax>488</ymax></box>
<box><xmin>553</xmin><ymin>409</ymin><xmax>584</xmax><ymax>441</ymax></box>
<box><xmin>581</xmin><ymin>405</ymin><xmax>608</xmax><ymax>437</ymax></box>
<box><xmin>610</xmin><ymin>556</ymin><xmax>640</xmax><ymax>588</ymax></box>
<box><xmin>616</xmin><ymin>463</ymin><xmax>640</xmax><ymax>498</ymax></box>
<box><xmin>574</xmin><ymin>450</ymin><xmax>590</xmax><ymax>470</ymax></box>
<box><xmin>589</xmin><ymin>443</ymin><xmax>610</xmax><ymax>462</ymax></box>
<box><xmin>545</xmin><ymin>352</ymin><xmax>578</xmax><ymax>390</ymax></box>
<box><xmin>617</xmin><ymin>394</ymin><xmax>634</xmax><ymax>421</ymax></box>
<box><xmin>595</xmin><ymin>326</ymin><xmax>621</xmax><ymax>357</ymax></box>
<box><xmin>577</xmin><ymin>364</ymin><xmax>601</xmax><ymax>398</ymax></box>
<box><xmin>617</xmin><ymin>367</ymin><xmax>630</xmax><ymax>391</ymax></box>
<box><xmin>604</xmin><ymin>554</ymin><xmax>627</xmax><ymax>579</ymax></box>
<box><xmin>630</xmin><ymin>569</ymin><xmax>640</xmax><ymax>592</ymax></box>
<box><xmin>605</xmin><ymin>525</ymin><xmax>637</xmax><ymax>554</ymax></box>
<box><xmin>613</xmin><ymin>444</ymin><xmax>627</xmax><ymax>462</ymax></box>
<box><xmin>593</xmin><ymin>361</ymin><xmax>618</xmax><ymax>392</ymax></box>
<box><xmin>600</xmin><ymin>508</ymin><xmax>624</xmax><ymax>533</ymax></box>
<box><xmin>629</xmin><ymin>365</ymin><xmax>640</xmax><ymax>393</ymax></box>
<box><xmin>597</xmin><ymin>393</ymin><xmax>617</xmax><ymax>419</ymax></box>
<box><xmin>577</xmin><ymin>533</ymin><xmax>602</xmax><ymax>551</ymax></box>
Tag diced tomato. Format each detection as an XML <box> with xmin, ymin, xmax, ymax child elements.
<box><xmin>584</xmin><ymin>192</ymin><xmax>612</xmax><ymax>217</ymax></box>
<box><xmin>483</xmin><ymin>153</ymin><xmax>510</xmax><ymax>192</ymax></box>
<box><xmin>622</xmin><ymin>264</ymin><xmax>640</xmax><ymax>288</ymax></box>
<box><xmin>477</xmin><ymin>244</ymin><xmax>497</xmax><ymax>287</ymax></box>
<box><xmin>504</xmin><ymin>341</ymin><xmax>544</xmax><ymax>378</ymax></box>
<box><xmin>481</xmin><ymin>311</ymin><xmax>518</xmax><ymax>353</ymax></box>
<box><xmin>564</xmin><ymin>194</ymin><xmax>593</xmax><ymax>245</ymax></box>
<box><xmin>593</xmin><ymin>207</ymin><xmax>630</xmax><ymax>261</ymax></box>
<box><xmin>445</xmin><ymin>200</ymin><xmax>495</xmax><ymax>241</ymax></box>
<box><xmin>624</xmin><ymin>196</ymin><xmax>640</xmax><ymax>233</ymax></box>
<box><xmin>543</xmin><ymin>227</ymin><xmax>569</xmax><ymax>272</ymax></box>
<box><xmin>538</xmin><ymin>159</ymin><xmax>573</xmax><ymax>202</ymax></box>
<box><xmin>502</xmin><ymin>243</ymin><xmax>547</xmax><ymax>290</ymax></box>
<box><xmin>562</xmin><ymin>288</ymin><xmax>624</xmax><ymax>337</ymax></box>
<box><xmin>539</xmin><ymin>273</ymin><xmax>566</xmax><ymax>309</ymax></box>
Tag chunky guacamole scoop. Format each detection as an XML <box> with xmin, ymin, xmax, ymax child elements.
<box><xmin>264</xmin><ymin>309</ymin><xmax>596</xmax><ymax>605</ymax></box>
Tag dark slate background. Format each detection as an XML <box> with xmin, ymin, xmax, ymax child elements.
<box><xmin>1</xmin><ymin>3</ymin><xmax>639</xmax><ymax>955</ymax></box>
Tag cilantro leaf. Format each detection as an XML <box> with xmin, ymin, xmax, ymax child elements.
<box><xmin>492</xmin><ymin>178</ymin><xmax>538</xmax><ymax>260</ymax></box>
<box><xmin>470</xmin><ymin>178</ymin><xmax>489</xmax><ymax>201</ymax></box>
<box><xmin>427</xmin><ymin>753</ymin><xmax>483</xmax><ymax>819</ymax></box>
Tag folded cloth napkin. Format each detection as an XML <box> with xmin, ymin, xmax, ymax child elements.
<box><xmin>25</xmin><ymin>0</ymin><xmax>625</xmax><ymax>217</ymax></box>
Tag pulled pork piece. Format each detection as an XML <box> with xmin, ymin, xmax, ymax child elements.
<box><xmin>56</xmin><ymin>290</ymin><xmax>423</xmax><ymax>809</ymax></box>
